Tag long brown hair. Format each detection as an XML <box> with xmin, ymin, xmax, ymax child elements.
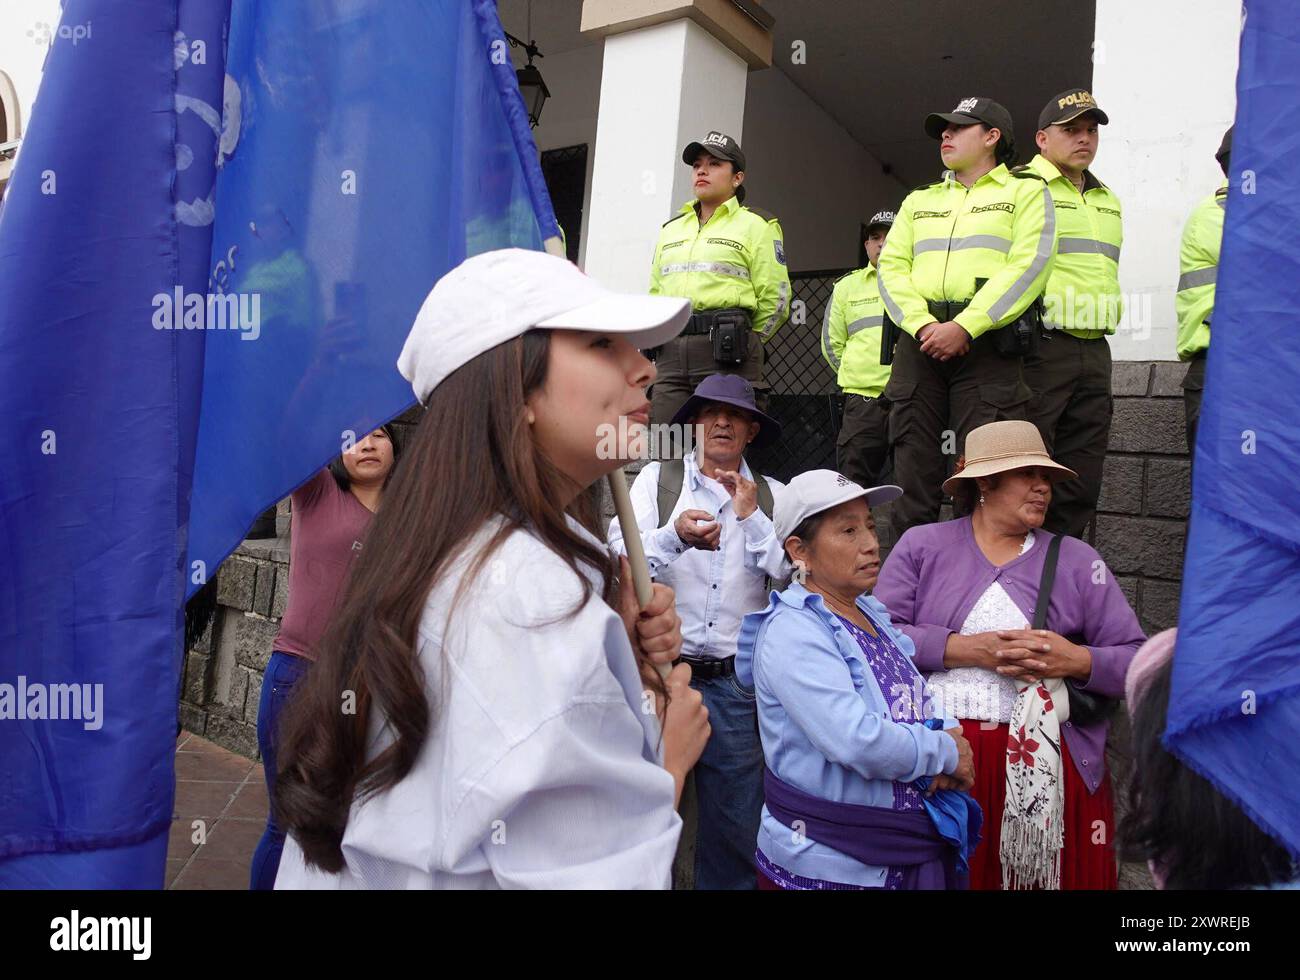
<box><xmin>275</xmin><ymin>330</ymin><xmax>653</xmax><ymax>872</ymax></box>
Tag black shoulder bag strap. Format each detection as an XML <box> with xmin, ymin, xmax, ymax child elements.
<box><xmin>1031</xmin><ymin>533</ymin><xmax>1063</xmax><ymax>630</ymax></box>
<box><xmin>1034</xmin><ymin>532</ymin><xmax>1117</xmax><ymax>725</ymax></box>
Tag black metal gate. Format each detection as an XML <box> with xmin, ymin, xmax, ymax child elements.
<box><xmin>747</xmin><ymin>267</ymin><xmax>853</xmax><ymax>482</ymax></box>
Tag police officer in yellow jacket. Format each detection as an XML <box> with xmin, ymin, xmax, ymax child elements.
<box><xmin>878</xmin><ymin>97</ymin><xmax>1056</xmax><ymax>535</ymax></box>
<box><xmin>1023</xmin><ymin>88</ymin><xmax>1124</xmax><ymax>537</ymax></box>
<box><xmin>822</xmin><ymin>209</ymin><xmax>896</xmax><ymax>486</ymax></box>
<box><xmin>1177</xmin><ymin>127</ymin><xmax>1231</xmax><ymax>452</ymax></box>
<box><xmin>649</xmin><ymin>132</ymin><xmax>792</xmax><ymax>427</ymax></box>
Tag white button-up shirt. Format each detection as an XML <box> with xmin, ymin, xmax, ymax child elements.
<box><xmin>274</xmin><ymin>516</ymin><xmax>680</xmax><ymax>889</ymax></box>
<box><xmin>608</xmin><ymin>453</ymin><xmax>787</xmax><ymax>660</ymax></box>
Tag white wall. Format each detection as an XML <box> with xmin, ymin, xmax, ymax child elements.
<box><xmin>582</xmin><ymin>19</ymin><xmax>749</xmax><ymax>294</ymax></box>
<box><xmin>1093</xmin><ymin>0</ymin><xmax>1242</xmax><ymax>360</ymax></box>
<box><xmin>529</xmin><ymin>40</ymin><xmax>909</xmax><ymax>279</ymax></box>
<box><xmin>742</xmin><ymin>68</ymin><xmax>908</xmax><ymax>272</ymax></box>
<box><xmin>0</xmin><ymin>0</ymin><xmax>63</xmax><ymax>135</ymax></box>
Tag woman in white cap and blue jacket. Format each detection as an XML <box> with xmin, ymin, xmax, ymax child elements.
<box><xmin>737</xmin><ymin>471</ymin><xmax>980</xmax><ymax>889</ymax></box>
<box><xmin>271</xmin><ymin>249</ymin><xmax>710</xmax><ymax>889</ymax></box>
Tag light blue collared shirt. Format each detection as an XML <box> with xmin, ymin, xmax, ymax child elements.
<box><xmin>736</xmin><ymin>583</ymin><xmax>959</xmax><ymax>887</ymax></box>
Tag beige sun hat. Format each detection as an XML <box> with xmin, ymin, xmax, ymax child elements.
<box><xmin>941</xmin><ymin>420</ymin><xmax>1078</xmax><ymax>496</ymax></box>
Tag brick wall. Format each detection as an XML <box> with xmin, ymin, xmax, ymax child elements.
<box><xmin>1096</xmin><ymin>361</ymin><xmax>1191</xmax><ymax>635</ymax></box>
<box><xmin>178</xmin><ymin>510</ymin><xmax>290</xmax><ymax>760</ymax></box>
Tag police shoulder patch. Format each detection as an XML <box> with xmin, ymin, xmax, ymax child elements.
<box><xmin>773</xmin><ymin>239</ymin><xmax>786</xmax><ymax>265</ymax></box>
<box><xmin>662</xmin><ymin>212</ymin><xmax>687</xmax><ymax>228</ymax></box>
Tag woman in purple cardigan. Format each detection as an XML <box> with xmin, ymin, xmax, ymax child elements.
<box><xmin>875</xmin><ymin>421</ymin><xmax>1144</xmax><ymax>890</ymax></box>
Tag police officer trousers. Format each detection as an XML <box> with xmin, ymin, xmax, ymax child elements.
<box><xmin>1182</xmin><ymin>353</ymin><xmax>1206</xmax><ymax>456</ymax></box>
<box><xmin>837</xmin><ymin>394</ymin><xmax>891</xmax><ymax>488</ymax></box>
<box><xmin>1024</xmin><ymin>329</ymin><xmax>1113</xmax><ymax>539</ymax></box>
<box><xmin>883</xmin><ymin>329</ymin><xmax>1032</xmax><ymax>537</ymax></box>
<box><xmin>649</xmin><ymin>333</ymin><xmax>766</xmax><ymax>428</ymax></box>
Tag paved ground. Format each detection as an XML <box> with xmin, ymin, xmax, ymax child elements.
<box><xmin>168</xmin><ymin>730</ymin><xmax>267</xmax><ymax>889</ymax></box>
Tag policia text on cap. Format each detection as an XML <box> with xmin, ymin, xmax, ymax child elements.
<box><xmin>877</xmin><ymin>97</ymin><xmax>1055</xmax><ymax>537</ymax></box>
<box><xmin>647</xmin><ymin>132</ymin><xmax>792</xmax><ymax>428</ymax></box>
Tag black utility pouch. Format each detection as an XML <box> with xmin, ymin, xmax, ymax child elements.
<box><xmin>880</xmin><ymin>317</ymin><xmax>901</xmax><ymax>366</ymax></box>
<box><xmin>711</xmin><ymin>314</ymin><xmax>750</xmax><ymax>365</ymax></box>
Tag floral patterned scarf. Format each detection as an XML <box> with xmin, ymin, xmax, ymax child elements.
<box><xmin>1001</xmin><ymin>676</ymin><xmax>1067</xmax><ymax>889</ymax></box>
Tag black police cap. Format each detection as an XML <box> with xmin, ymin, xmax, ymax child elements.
<box><xmin>1038</xmin><ymin>88</ymin><xmax>1110</xmax><ymax>130</ymax></box>
<box><xmin>682</xmin><ymin>132</ymin><xmax>746</xmax><ymax>172</ymax></box>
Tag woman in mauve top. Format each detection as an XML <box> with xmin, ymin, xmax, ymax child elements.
<box><xmin>249</xmin><ymin>425</ymin><xmax>400</xmax><ymax>890</ymax></box>
<box><xmin>875</xmin><ymin>420</ymin><xmax>1145</xmax><ymax>890</ymax></box>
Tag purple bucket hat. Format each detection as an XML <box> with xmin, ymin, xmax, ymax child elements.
<box><xmin>668</xmin><ymin>374</ymin><xmax>782</xmax><ymax>449</ymax></box>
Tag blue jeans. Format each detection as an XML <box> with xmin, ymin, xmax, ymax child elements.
<box><xmin>691</xmin><ymin>670</ymin><xmax>765</xmax><ymax>890</ymax></box>
<box><xmin>250</xmin><ymin>650</ymin><xmax>310</xmax><ymax>891</ymax></box>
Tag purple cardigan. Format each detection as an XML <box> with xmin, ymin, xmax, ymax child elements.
<box><xmin>874</xmin><ymin>517</ymin><xmax>1145</xmax><ymax>793</ymax></box>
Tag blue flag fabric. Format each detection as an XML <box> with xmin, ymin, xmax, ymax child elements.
<box><xmin>0</xmin><ymin>0</ymin><xmax>232</xmax><ymax>886</ymax></box>
<box><xmin>0</xmin><ymin>0</ymin><xmax>557</xmax><ymax>887</ymax></box>
<box><xmin>185</xmin><ymin>0</ymin><xmax>559</xmax><ymax>593</ymax></box>
<box><xmin>1168</xmin><ymin>0</ymin><xmax>1300</xmax><ymax>859</ymax></box>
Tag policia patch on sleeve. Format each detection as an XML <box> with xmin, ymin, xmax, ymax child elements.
<box><xmin>774</xmin><ymin>240</ymin><xmax>786</xmax><ymax>265</ymax></box>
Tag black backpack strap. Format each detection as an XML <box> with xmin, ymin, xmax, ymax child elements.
<box><xmin>656</xmin><ymin>459</ymin><xmax>685</xmax><ymax>528</ymax></box>
<box><xmin>753</xmin><ymin>470</ymin><xmax>774</xmax><ymax>521</ymax></box>
<box><xmin>1032</xmin><ymin>533</ymin><xmax>1064</xmax><ymax>630</ymax></box>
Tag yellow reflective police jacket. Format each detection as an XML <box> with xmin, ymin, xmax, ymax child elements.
<box><xmin>877</xmin><ymin>164</ymin><xmax>1056</xmax><ymax>339</ymax></box>
<box><xmin>821</xmin><ymin>265</ymin><xmax>891</xmax><ymax>397</ymax></box>
<box><xmin>1025</xmin><ymin>154</ymin><xmax>1123</xmax><ymax>338</ymax></box>
<box><xmin>1176</xmin><ymin>181</ymin><xmax>1227</xmax><ymax>360</ymax></box>
<box><xmin>649</xmin><ymin>195</ymin><xmax>792</xmax><ymax>341</ymax></box>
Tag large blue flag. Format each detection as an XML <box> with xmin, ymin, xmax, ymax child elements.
<box><xmin>0</xmin><ymin>0</ymin><xmax>232</xmax><ymax>886</ymax></box>
<box><xmin>1169</xmin><ymin>0</ymin><xmax>1300</xmax><ymax>858</ymax></box>
<box><xmin>185</xmin><ymin>0</ymin><xmax>559</xmax><ymax>592</ymax></box>
<box><xmin>0</xmin><ymin>0</ymin><xmax>557</xmax><ymax>887</ymax></box>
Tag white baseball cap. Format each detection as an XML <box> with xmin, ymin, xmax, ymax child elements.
<box><xmin>398</xmin><ymin>248</ymin><xmax>691</xmax><ymax>402</ymax></box>
<box><xmin>774</xmin><ymin>469</ymin><xmax>903</xmax><ymax>542</ymax></box>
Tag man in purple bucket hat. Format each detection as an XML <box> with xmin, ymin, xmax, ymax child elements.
<box><xmin>609</xmin><ymin>373</ymin><xmax>788</xmax><ymax>889</ymax></box>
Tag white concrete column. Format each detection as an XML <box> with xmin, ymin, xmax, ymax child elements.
<box><xmin>581</xmin><ymin>17</ymin><xmax>750</xmax><ymax>292</ymax></box>
<box><xmin>1092</xmin><ymin>0</ymin><xmax>1242</xmax><ymax>360</ymax></box>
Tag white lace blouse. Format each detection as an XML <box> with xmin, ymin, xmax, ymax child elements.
<box><xmin>924</xmin><ymin>531</ymin><xmax>1034</xmax><ymax>724</ymax></box>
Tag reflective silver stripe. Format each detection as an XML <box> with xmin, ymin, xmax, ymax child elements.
<box><xmin>877</xmin><ymin>272</ymin><xmax>907</xmax><ymax>330</ymax></box>
<box><xmin>846</xmin><ymin>314</ymin><xmax>885</xmax><ymax>336</ymax></box>
<box><xmin>986</xmin><ymin>182</ymin><xmax>1056</xmax><ymax>324</ymax></box>
<box><xmin>1178</xmin><ymin>266</ymin><xmax>1218</xmax><ymax>291</ymax></box>
<box><xmin>1058</xmin><ymin>236</ymin><xmax>1120</xmax><ymax>261</ymax></box>
<box><xmin>913</xmin><ymin>235</ymin><xmax>1012</xmax><ymax>255</ymax></box>
<box><xmin>758</xmin><ymin>279</ymin><xmax>791</xmax><ymax>336</ymax></box>
<box><xmin>658</xmin><ymin>261</ymin><xmax>751</xmax><ymax>280</ymax></box>
<box><xmin>821</xmin><ymin>299</ymin><xmax>841</xmax><ymax>370</ymax></box>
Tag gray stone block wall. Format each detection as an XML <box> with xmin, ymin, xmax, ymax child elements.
<box><xmin>1095</xmin><ymin>360</ymin><xmax>1191</xmax><ymax>636</ymax></box>
<box><xmin>180</xmin><ymin>539</ymin><xmax>290</xmax><ymax>760</ymax></box>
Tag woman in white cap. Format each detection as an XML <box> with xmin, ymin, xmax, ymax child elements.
<box><xmin>271</xmin><ymin>248</ymin><xmax>710</xmax><ymax>889</ymax></box>
<box><xmin>875</xmin><ymin>420</ymin><xmax>1144</xmax><ymax>890</ymax></box>
<box><xmin>735</xmin><ymin>471</ymin><xmax>978</xmax><ymax>890</ymax></box>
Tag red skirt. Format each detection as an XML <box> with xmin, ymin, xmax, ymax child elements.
<box><xmin>962</xmin><ymin>719</ymin><xmax>1117</xmax><ymax>890</ymax></box>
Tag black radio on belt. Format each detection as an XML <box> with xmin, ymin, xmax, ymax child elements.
<box><xmin>683</xmin><ymin>307</ymin><xmax>752</xmax><ymax>365</ymax></box>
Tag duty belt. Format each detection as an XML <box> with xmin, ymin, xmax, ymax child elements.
<box><xmin>926</xmin><ymin>298</ymin><xmax>970</xmax><ymax>322</ymax></box>
<box><xmin>682</xmin><ymin>307</ymin><xmax>751</xmax><ymax>336</ymax></box>
<box><xmin>674</xmin><ymin>653</ymin><xmax>736</xmax><ymax>679</ymax></box>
